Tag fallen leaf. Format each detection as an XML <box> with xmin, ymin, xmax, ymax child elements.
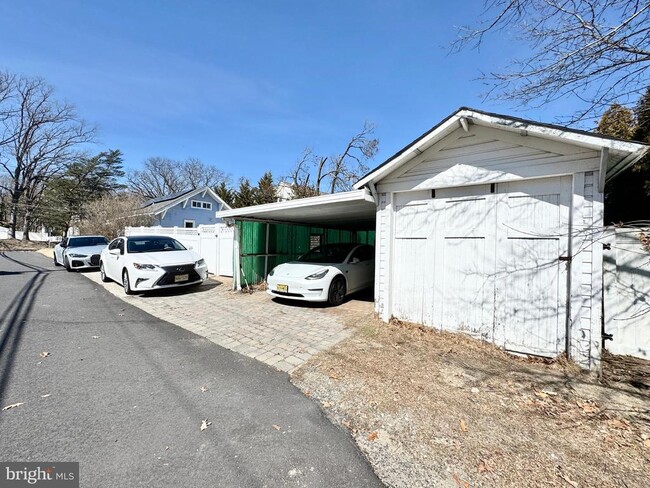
<box><xmin>200</xmin><ymin>386</ymin><xmax>208</xmax><ymax>393</ymax></box>
<box><xmin>200</xmin><ymin>419</ymin><xmax>212</xmax><ymax>431</ymax></box>
<box><xmin>2</xmin><ymin>402</ymin><xmax>24</xmax><ymax>411</ymax></box>
<box><xmin>643</xmin><ymin>439</ymin><xmax>650</xmax><ymax>448</ymax></box>
<box><xmin>329</xmin><ymin>373</ymin><xmax>342</xmax><ymax>380</ymax></box>
<box><xmin>607</xmin><ymin>418</ymin><xmax>631</xmax><ymax>430</ymax></box>
<box><xmin>577</xmin><ymin>401</ymin><xmax>599</xmax><ymax>414</ymax></box>
<box><xmin>342</xmin><ymin>419</ymin><xmax>352</xmax><ymax>429</ymax></box>
<box><xmin>39</xmin><ymin>352</ymin><xmax>50</xmax><ymax>358</ymax></box>
<box><xmin>322</xmin><ymin>401</ymin><xmax>332</xmax><ymax>408</ymax></box>
<box><xmin>367</xmin><ymin>431</ymin><xmax>378</xmax><ymax>441</ymax></box>
<box><xmin>558</xmin><ymin>472</ymin><xmax>579</xmax><ymax>487</ymax></box>
<box><xmin>272</xmin><ymin>424</ymin><xmax>281</xmax><ymax>431</ymax></box>
<box><xmin>478</xmin><ymin>459</ymin><xmax>494</xmax><ymax>473</ymax></box>
<box><xmin>542</xmin><ymin>389</ymin><xmax>558</xmax><ymax>396</ymax></box>
<box><xmin>452</xmin><ymin>472</ymin><xmax>470</xmax><ymax>488</ymax></box>
<box><xmin>534</xmin><ymin>390</ymin><xmax>548</xmax><ymax>398</ymax></box>
<box><xmin>459</xmin><ymin>419</ymin><xmax>469</xmax><ymax>432</ymax></box>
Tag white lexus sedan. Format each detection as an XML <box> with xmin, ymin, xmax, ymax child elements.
<box><xmin>99</xmin><ymin>235</ymin><xmax>208</xmax><ymax>295</ymax></box>
<box><xmin>53</xmin><ymin>235</ymin><xmax>109</xmax><ymax>271</ymax></box>
<box><xmin>266</xmin><ymin>243</ymin><xmax>374</xmax><ymax>306</ymax></box>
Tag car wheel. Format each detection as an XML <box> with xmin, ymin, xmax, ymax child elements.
<box><xmin>122</xmin><ymin>269</ymin><xmax>134</xmax><ymax>295</ymax></box>
<box><xmin>53</xmin><ymin>253</ymin><xmax>60</xmax><ymax>266</ymax></box>
<box><xmin>100</xmin><ymin>262</ymin><xmax>110</xmax><ymax>283</ymax></box>
<box><xmin>327</xmin><ymin>275</ymin><xmax>346</xmax><ymax>306</ymax></box>
<box><xmin>64</xmin><ymin>256</ymin><xmax>73</xmax><ymax>272</ymax></box>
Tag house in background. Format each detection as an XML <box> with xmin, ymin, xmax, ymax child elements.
<box><xmin>140</xmin><ymin>186</ymin><xmax>231</xmax><ymax>228</ymax></box>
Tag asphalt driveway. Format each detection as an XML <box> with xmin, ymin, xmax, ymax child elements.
<box><xmin>0</xmin><ymin>251</ymin><xmax>381</xmax><ymax>487</ymax></box>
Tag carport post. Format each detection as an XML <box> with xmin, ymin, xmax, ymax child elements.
<box><xmin>233</xmin><ymin>222</ymin><xmax>241</xmax><ymax>290</ymax></box>
<box><xmin>264</xmin><ymin>223</ymin><xmax>270</xmax><ymax>279</ymax></box>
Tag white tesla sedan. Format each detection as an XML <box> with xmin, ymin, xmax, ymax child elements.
<box><xmin>53</xmin><ymin>235</ymin><xmax>109</xmax><ymax>271</ymax></box>
<box><xmin>99</xmin><ymin>235</ymin><xmax>208</xmax><ymax>294</ymax></box>
<box><xmin>266</xmin><ymin>243</ymin><xmax>375</xmax><ymax>306</ymax></box>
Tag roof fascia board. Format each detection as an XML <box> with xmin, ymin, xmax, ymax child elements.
<box><xmin>353</xmin><ymin>116</ymin><xmax>462</xmax><ymax>189</ymax></box>
<box><xmin>465</xmin><ymin>110</ymin><xmax>644</xmax><ymax>153</ymax></box>
<box><xmin>216</xmin><ymin>189</ymin><xmax>373</xmax><ymax>219</ymax></box>
<box><xmin>354</xmin><ymin>107</ymin><xmax>649</xmax><ymax>189</ymax></box>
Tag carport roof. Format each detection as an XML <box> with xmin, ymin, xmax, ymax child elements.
<box><xmin>215</xmin><ymin>190</ymin><xmax>376</xmax><ymax>230</ymax></box>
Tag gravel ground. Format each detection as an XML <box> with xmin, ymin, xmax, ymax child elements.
<box><xmin>291</xmin><ymin>317</ymin><xmax>650</xmax><ymax>488</ymax></box>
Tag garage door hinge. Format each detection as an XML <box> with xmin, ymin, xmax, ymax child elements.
<box><xmin>558</xmin><ymin>256</ymin><xmax>572</xmax><ymax>262</ymax></box>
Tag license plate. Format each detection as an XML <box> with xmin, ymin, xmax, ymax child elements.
<box><xmin>175</xmin><ymin>274</ymin><xmax>189</xmax><ymax>283</ymax></box>
<box><xmin>276</xmin><ymin>284</ymin><xmax>288</xmax><ymax>292</ymax></box>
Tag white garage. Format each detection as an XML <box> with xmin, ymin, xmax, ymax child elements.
<box><xmin>354</xmin><ymin>108</ymin><xmax>648</xmax><ymax>370</ymax></box>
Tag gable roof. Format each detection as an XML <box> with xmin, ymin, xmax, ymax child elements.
<box><xmin>140</xmin><ymin>186</ymin><xmax>232</xmax><ymax>216</ymax></box>
<box><xmin>353</xmin><ymin>107</ymin><xmax>649</xmax><ymax>190</ymax></box>
<box><xmin>142</xmin><ymin>188</ymin><xmax>195</xmax><ymax>208</ymax></box>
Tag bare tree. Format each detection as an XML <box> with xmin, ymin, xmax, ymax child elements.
<box><xmin>126</xmin><ymin>157</ymin><xmax>183</xmax><ymax>199</ymax></box>
<box><xmin>181</xmin><ymin>157</ymin><xmax>230</xmax><ymax>190</ymax></box>
<box><xmin>453</xmin><ymin>1</ymin><xmax>650</xmax><ymax>123</ymax></box>
<box><xmin>127</xmin><ymin>157</ymin><xmax>229</xmax><ymax>199</ymax></box>
<box><xmin>287</xmin><ymin>122</ymin><xmax>379</xmax><ymax>197</ymax></box>
<box><xmin>0</xmin><ymin>74</ymin><xmax>95</xmax><ymax>239</ymax></box>
<box><xmin>79</xmin><ymin>193</ymin><xmax>153</xmax><ymax>239</ymax></box>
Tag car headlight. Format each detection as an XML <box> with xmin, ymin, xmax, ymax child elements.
<box><xmin>133</xmin><ymin>263</ymin><xmax>159</xmax><ymax>270</ymax></box>
<box><xmin>69</xmin><ymin>253</ymin><xmax>87</xmax><ymax>258</ymax></box>
<box><xmin>195</xmin><ymin>259</ymin><xmax>206</xmax><ymax>267</ymax></box>
<box><xmin>305</xmin><ymin>269</ymin><xmax>329</xmax><ymax>280</ymax></box>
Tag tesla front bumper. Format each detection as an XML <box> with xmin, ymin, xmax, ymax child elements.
<box><xmin>266</xmin><ymin>275</ymin><xmax>330</xmax><ymax>302</ymax></box>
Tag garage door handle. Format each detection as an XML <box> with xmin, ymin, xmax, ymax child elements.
<box><xmin>558</xmin><ymin>256</ymin><xmax>571</xmax><ymax>262</ymax></box>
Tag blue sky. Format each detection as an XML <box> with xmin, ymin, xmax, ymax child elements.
<box><xmin>0</xmin><ymin>0</ymin><xmax>588</xmax><ymax>185</ymax></box>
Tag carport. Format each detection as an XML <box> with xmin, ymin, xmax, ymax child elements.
<box><xmin>216</xmin><ymin>189</ymin><xmax>377</xmax><ymax>289</ymax></box>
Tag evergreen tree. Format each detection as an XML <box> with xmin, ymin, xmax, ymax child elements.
<box><xmin>597</xmin><ymin>100</ymin><xmax>650</xmax><ymax>224</ymax></box>
<box><xmin>37</xmin><ymin>150</ymin><xmax>125</xmax><ymax>235</ymax></box>
<box><xmin>596</xmin><ymin>104</ymin><xmax>636</xmax><ymax>140</ymax></box>
<box><xmin>214</xmin><ymin>181</ymin><xmax>235</xmax><ymax>208</ymax></box>
<box><xmin>254</xmin><ymin>172</ymin><xmax>276</xmax><ymax>205</ymax></box>
<box><xmin>233</xmin><ymin>178</ymin><xmax>256</xmax><ymax>208</ymax></box>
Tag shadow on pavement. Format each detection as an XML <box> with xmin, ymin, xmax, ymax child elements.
<box><xmin>0</xmin><ymin>252</ymin><xmax>50</xmax><ymax>410</ymax></box>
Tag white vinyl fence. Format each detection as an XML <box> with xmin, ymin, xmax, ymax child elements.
<box><xmin>0</xmin><ymin>226</ymin><xmax>59</xmax><ymax>242</ymax></box>
<box><xmin>603</xmin><ymin>227</ymin><xmax>650</xmax><ymax>360</ymax></box>
<box><xmin>124</xmin><ymin>224</ymin><xmax>234</xmax><ymax>277</ymax></box>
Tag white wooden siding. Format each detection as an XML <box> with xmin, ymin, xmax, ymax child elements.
<box><xmin>375</xmin><ymin>193</ymin><xmax>390</xmax><ymax>319</ymax></box>
<box><xmin>378</xmin><ymin>125</ymin><xmax>600</xmax><ymax>193</ymax></box>
<box><xmin>603</xmin><ymin>227</ymin><xmax>650</xmax><ymax>359</ymax></box>
<box><xmin>385</xmin><ymin>176</ymin><xmax>572</xmax><ymax>359</ymax></box>
<box><xmin>568</xmin><ymin>171</ymin><xmax>603</xmax><ymax>370</ymax></box>
<box><xmin>373</xmin><ymin>123</ymin><xmax>607</xmax><ymax>368</ymax></box>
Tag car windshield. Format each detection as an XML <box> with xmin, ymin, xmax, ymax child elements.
<box><xmin>67</xmin><ymin>236</ymin><xmax>108</xmax><ymax>247</ymax></box>
<box><xmin>297</xmin><ymin>243</ymin><xmax>357</xmax><ymax>264</ymax></box>
<box><xmin>127</xmin><ymin>237</ymin><xmax>186</xmax><ymax>253</ymax></box>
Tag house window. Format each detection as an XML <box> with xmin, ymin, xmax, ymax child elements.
<box><xmin>191</xmin><ymin>200</ymin><xmax>212</xmax><ymax>210</ymax></box>
<box><xmin>184</xmin><ymin>220</ymin><xmax>195</xmax><ymax>228</ymax></box>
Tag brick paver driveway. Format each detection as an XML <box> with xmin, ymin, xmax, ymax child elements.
<box><xmin>82</xmin><ymin>270</ymin><xmax>373</xmax><ymax>372</ymax></box>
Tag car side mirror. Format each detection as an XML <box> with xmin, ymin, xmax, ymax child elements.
<box><xmin>187</xmin><ymin>245</ymin><xmax>193</xmax><ymax>250</ymax></box>
<box><xmin>109</xmin><ymin>248</ymin><xmax>120</xmax><ymax>255</ymax></box>
<box><xmin>351</xmin><ymin>257</ymin><xmax>360</xmax><ymax>264</ymax></box>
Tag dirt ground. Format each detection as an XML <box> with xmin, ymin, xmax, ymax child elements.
<box><xmin>0</xmin><ymin>238</ymin><xmax>51</xmax><ymax>252</ymax></box>
<box><xmin>292</xmin><ymin>316</ymin><xmax>650</xmax><ymax>488</ymax></box>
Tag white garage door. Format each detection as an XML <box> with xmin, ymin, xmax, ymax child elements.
<box><xmin>392</xmin><ymin>176</ymin><xmax>571</xmax><ymax>357</ymax></box>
